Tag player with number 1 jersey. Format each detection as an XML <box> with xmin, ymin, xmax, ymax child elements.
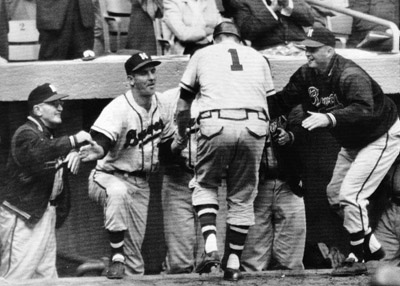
<box><xmin>174</xmin><ymin>22</ymin><xmax>276</xmax><ymax>281</ymax></box>
<box><xmin>180</xmin><ymin>33</ymin><xmax>275</xmax><ymax>116</ymax></box>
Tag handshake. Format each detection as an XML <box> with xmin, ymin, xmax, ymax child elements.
<box><xmin>63</xmin><ymin>131</ymin><xmax>93</xmax><ymax>174</ymax></box>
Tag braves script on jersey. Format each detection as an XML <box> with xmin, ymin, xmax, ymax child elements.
<box><xmin>179</xmin><ymin>41</ymin><xmax>275</xmax><ymax>114</ymax></box>
<box><xmin>91</xmin><ymin>90</ymin><xmax>172</xmax><ymax>173</ymax></box>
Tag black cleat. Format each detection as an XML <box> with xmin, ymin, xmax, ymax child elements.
<box><xmin>106</xmin><ymin>257</ymin><xmax>125</xmax><ymax>279</ymax></box>
<box><xmin>223</xmin><ymin>268</ymin><xmax>243</xmax><ymax>281</ymax></box>
<box><xmin>331</xmin><ymin>254</ymin><xmax>367</xmax><ymax>277</ymax></box>
<box><xmin>195</xmin><ymin>251</ymin><xmax>220</xmax><ymax>274</ymax></box>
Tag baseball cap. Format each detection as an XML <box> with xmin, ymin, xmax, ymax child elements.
<box><xmin>124</xmin><ymin>50</ymin><xmax>161</xmax><ymax>75</ymax></box>
<box><xmin>301</xmin><ymin>26</ymin><xmax>336</xmax><ymax>48</ymax></box>
<box><xmin>28</xmin><ymin>83</ymin><xmax>68</xmax><ymax>108</ymax></box>
<box><xmin>213</xmin><ymin>21</ymin><xmax>241</xmax><ymax>40</ymax></box>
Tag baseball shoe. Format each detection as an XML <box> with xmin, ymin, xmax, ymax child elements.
<box><xmin>331</xmin><ymin>253</ymin><xmax>367</xmax><ymax>276</ymax></box>
<box><xmin>106</xmin><ymin>254</ymin><xmax>125</xmax><ymax>279</ymax></box>
<box><xmin>365</xmin><ymin>247</ymin><xmax>385</xmax><ymax>262</ymax></box>
<box><xmin>223</xmin><ymin>268</ymin><xmax>243</xmax><ymax>281</ymax></box>
<box><xmin>195</xmin><ymin>251</ymin><xmax>220</xmax><ymax>274</ymax></box>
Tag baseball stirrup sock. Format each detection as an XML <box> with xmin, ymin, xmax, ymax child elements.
<box><xmin>350</xmin><ymin>231</ymin><xmax>365</xmax><ymax>262</ymax></box>
<box><xmin>108</xmin><ymin>230</ymin><xmax>125</xmax><ymax>260</ymax></box>
<box><xmin>195</xmin><ymin>204</ymin><xmax>218</xmax><ymax>253</ymax></box>
<box><xmin>364</xmin><ymin>228</ymin><xmax>385</xmax><ymax>261</ymax></box>
<box><xmin>226</xmin><ymin>224</ymin><xmax>249</xmax><ymax>269</ymax></box>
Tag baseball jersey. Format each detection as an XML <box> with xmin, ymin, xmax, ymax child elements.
<box><xmin>179</xmin><ymin>41</ymin><xmax>276</xmax><ymax>114</ymax></box>
<box><xmin>91</xmin><ymin>90</ymin><xmax>173</xmax><ymax>173</ymax></box>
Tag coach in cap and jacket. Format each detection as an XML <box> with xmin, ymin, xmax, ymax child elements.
<box><xmin>268</xmin><ymin>25</ymin><xmax>400</xmax><ymax>276</ymax></box>
<box><xmin>0</xmin><ymin>83</ymin><xmax>92</xmax><ymax>279</ymax></box>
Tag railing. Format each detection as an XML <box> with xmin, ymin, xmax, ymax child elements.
<box><xmin>305</xmin><ymin>0</ymin><xmax>399</xmax><ymax>53</ymax></box>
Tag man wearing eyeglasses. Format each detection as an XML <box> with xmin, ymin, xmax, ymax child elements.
<box><xmin>267</xmin><ymin>26</ymin><xmax>400</xmax><ymax>276</ymax></box>
<box><xmin>0</xmin><ymin>83</ymin><xmax>92</xmax><ymax>280</ymax></box>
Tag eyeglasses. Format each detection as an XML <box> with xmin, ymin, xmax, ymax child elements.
<box><xmin>45</xmin><ymin>100</ymin><xmax>64</xmax><ymax>108</ymax></box>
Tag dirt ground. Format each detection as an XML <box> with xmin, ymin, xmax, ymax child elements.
<box><xmin>1</xmin><ymin>268</ymin><xmax>374</xmax><ymax>286</ymax></box>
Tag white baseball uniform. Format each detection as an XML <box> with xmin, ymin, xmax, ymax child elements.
<box><xmin>180</xmin><ymin>41</ymin><xmax>275</xmax><ymax>226</ymax></box>
<box><xmin>88</xmin><ymin>89</ymin><xmax>173</xmax><ymax>275</ymax></box>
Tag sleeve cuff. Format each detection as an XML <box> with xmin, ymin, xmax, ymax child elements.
<box><xmin>69</xmin><ymin>135</ymin><xmax>76</xmax><ymax>148</ymax></box>
<box><xmin>326</xmin><ymin>113</ymin><xmax>337</xmax><ymax>127</ymax></box>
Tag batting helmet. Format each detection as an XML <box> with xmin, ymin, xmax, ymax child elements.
<box><xmin>213</xmin><ymin>21</ymin><xmax>241</xmax><ymax>40</ymax></box>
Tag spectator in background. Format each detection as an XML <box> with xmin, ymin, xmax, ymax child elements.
<box><xmin>163</xmin><ymin>0</ymin><xmax>222</xmax><ymax>55</ymax></box>
<box><xmin>223</xmin><ymin>0</ymin><xmax>314</xmax><ymax>56</ymax></box>
<box><xmin>241</xmin><ymin>111</ymin><xmax>306</xmax><ymax>271</ymax></box>
<box><xmin>92</xmin><ymin>0</ymin><xmax>105</xmax><ymax>56</ymax></box>
<box><xmin>126</xmin><ymin>0</ymin><xmax>163</xmax><ymax>55</ymax></box>
<box><xmin>0</xmin><ymin>0</ymin><xmax>8</xmax><ymax>61</ymax></box>
<box><xmin>347</xmin><ymin>0</ymin><xmax>400</xmax><ymax>51</ymax></box>
<box><xmin>36</xmin><ymin>0</ymin><xmax>95</xmax><ymax>60</ymax></box>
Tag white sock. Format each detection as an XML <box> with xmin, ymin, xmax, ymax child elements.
<box><xmin>226</xmin><ymin>253</ymin><xmax>240</xmax><ymax>269</ymax></box>
<box><xmin>205</xmin><ymin>233</ymin><xmax>218</xmax><ymax>253</ymax></box>
<box><xmin>369</xmin><ymin>233</ymin><xmax>382</xmax><ymax>253</ymax></box>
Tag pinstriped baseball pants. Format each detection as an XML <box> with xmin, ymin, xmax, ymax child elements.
<box><xmin>327</xmin><ymin>118</ymin><xmax>400</xmax><ymax>235</ymax></box>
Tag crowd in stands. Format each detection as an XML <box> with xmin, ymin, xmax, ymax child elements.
<box><xmin>0</xmin><ymin>0</ymin><xmax>400</xmax><ymax>62</ymax></box>
<box><xmin>1</xmin><ymin>0</ymin><xmax>400</xmax><ymax>283</ymax></box>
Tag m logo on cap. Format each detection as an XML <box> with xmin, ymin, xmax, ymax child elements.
<box><xmin>307</xmin><ymin>29</ymin><xmax>314</xmax><ymax>38</ymax></box>
<box><xmin>139</xmin><ymin>53</ymin><xmax>149</xmax><ymax>60</ymax></box>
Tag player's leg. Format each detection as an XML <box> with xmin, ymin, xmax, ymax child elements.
<box><xmin>0</xmin><ymin>204</ymin><xmax>57</xmax><ymax>279</ymax></box>
<box><xmin>341</xmin><ymin>136</ymin><xmax>400</xmax><ymax>261</ymax></box>
<box><xmin>162</xmin><ymin>166</ymin><xmax>197</xmax><ymax>274</ymax></box>
<box><xmin>223</xmin><ymin>116</ymin><xmax>267</xmax><ymax>280</ymax></box>
<box><xmin>192</xmin><ymin>117</ymin><xmax>232</xmax><ymax>274</ymax></box>
<box><xmin>333</xmin><ymin>121</ymin><xmax>400</xmax><ymax>276</ymax></box>
<box><xmin>241</xmin><ymin>178</ymin><xmax>274</xmax><ymax>272</ymax></box>
<box><xmin>88</xmin><ymin>170</ymin><xmax>130</xmax><ymax>278</ymax></box>
<box><xmin>33</xmin><ymin>206</ymin><xmax>58</xmax><ymax>279</ymax></box>
<box><xmin>122</xmin><ymin>175</ymin><xmax>151</xmax><ymax>276</ymax></box>
<box><xmin>272</xmin><ymin>180</ymin><xmax>306</xmax><ymax>270</ymax></box>
<box><xmin>326</xmin><ymin>148</ymin><xmax>354</xmax><ymax>219</ymax></box>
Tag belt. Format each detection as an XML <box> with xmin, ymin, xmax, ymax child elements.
<box><xmin>50</xmin><ymin>200</ymin><xmax>57</xmax><ymax>206</ymax></box>
<box><xmin>97</xmin><ymin>169</ymin><xmax>149</xmax><ymax>179</ymax></box>
<box><xmin>198</xmin><ymin>109</ymin><xmax>268</xmax><ymax>122</ymax></box>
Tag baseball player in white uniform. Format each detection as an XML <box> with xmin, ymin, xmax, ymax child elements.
<box><xmin>172</xmin><ymin>21</ymin><xmax>275</xmax><ymax>281</ymax></box>
<box><xmin>79</xmin><ymin>51</ymin><xmax>173</xmax><ymax>279</ymax></box>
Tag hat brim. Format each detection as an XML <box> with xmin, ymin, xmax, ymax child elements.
<box><xmin>43</xmin><ymin>93</ymin><xmax>69</xmax><ymax>102</ymax></box>
<box><xmin>131</xmin><ymin>60</ymin><xmax>161</xmax><ymax>72</ymax></box>
<box><xmin>300</xmin><ymin>39</ymin><xmax>325</xmax><ymax>47</ymax></box>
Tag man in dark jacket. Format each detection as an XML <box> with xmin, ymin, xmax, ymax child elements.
<box><xmin>0</xmin><ymin>83</ymin><xmax>92</xmax><ymax>279</ymax></box>
<box><xmin>223</xmin><ymin>0</ymin><xmax>314</xmax><ymax>54</ymax></box>
<box><xmin>268</xmin><ymin>26</ymin><xmax>400</xmax><ymax>276</ymax></box>
<box><xmin>36</xmin><ymin>0</ymin><xmax>95</xmax><ymax>60</ymax></box>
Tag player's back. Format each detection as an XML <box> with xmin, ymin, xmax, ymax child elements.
<box><xmin>184</xmin><ymin>42</ymin><xmax>274</xmax><ymax>113</ymax></box>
